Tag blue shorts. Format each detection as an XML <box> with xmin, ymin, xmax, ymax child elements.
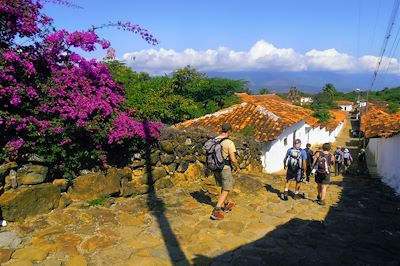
<box><xmin>286</xmin><ymin>170</ymin><xmax>303</xmax><ymax>182</ymax></box>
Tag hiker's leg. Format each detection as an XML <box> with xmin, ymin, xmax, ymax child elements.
<box><xmin>320</xmin><ymin>185</ymin><xmax>328</xmax><ymax>200</ymax></box>
<box><xmin>284</xmin><ymin>180</ymin><xmax>290</xmax><ymax>191</ymax></box>
<box><xmin>295</xmin><ymin>181</ymin><xmax>301</xmax><ymax>193</ymax></box>
<box><xmin>216</xmin><ymin>190</ymin><xmax>229</xmax><ymax>208</ymax></box>
<box><xmin>317</xmin><ymin>183</ymin><xmax>322</xmax><ymax>199</ymax></box>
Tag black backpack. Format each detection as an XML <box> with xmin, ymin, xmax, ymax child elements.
<box><xmin>204</xmin><ymin>138</ymin><xmax>228</xmax><ymax>171</ymax></box>
<box><xmin>316</xmin><ymin>152</ymin><xmax>331</xmax><ymax>174</ymax></box>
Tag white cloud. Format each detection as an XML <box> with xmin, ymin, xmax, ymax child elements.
<box><xmin>121</xmin><ymin>40</ymin><xmax>400</xmax><ymax>75</ymax></box>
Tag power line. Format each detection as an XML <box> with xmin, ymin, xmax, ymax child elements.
<box><xmin>369</xmin><ymin>0</ymin><xmax>400</xmax><ymax>91</ymax></box>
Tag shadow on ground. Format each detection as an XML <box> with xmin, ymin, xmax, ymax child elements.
<box><xmin>143</xmin><ymin>121</ymin><xmax>189</xmax><ymax>265</ymax></box>
<box><xmin>192</xmin><ymin>136</ymin><xmax>400</xmax><ymax>265</ymax></box>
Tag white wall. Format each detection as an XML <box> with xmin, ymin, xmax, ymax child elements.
<box><xmin>367</xmin><ymin>134</ymin><xmax>400</xmax><ymax>195</ymax></box>
<box><xmin>339</xmin><ymin>105</ymin><xmax>353</xmax><ymax>111</ymax></box>
<box><xmin>261</xmin><ymin>120</ymin><xmax>345</xmax><ymax>173</ymax></box>
<box><xmin>261</xmin><ymin>121</ymin><xmax>307</xmax><ymax>173</ymax></box>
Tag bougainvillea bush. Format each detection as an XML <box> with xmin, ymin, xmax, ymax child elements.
<box><xmin>0</xmin><ymin>0</ymin><xmax>162</xmax><ymax>178</ymax></box>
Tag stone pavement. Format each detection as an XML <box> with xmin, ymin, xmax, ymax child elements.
<box><xmin>0</xmin><ymin>120</ymin><xmax>399</xmax><ymax>265</ymax></box>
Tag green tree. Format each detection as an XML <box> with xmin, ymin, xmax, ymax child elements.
<box><xmin>259</xmin><ymin>88</ymin><xmax>269</xmax><ymax>94</ymax></box>
<box><xmin>323</xmin><ymin>83</ymin><xmax>337</xmax><ymax>98</ymax></box>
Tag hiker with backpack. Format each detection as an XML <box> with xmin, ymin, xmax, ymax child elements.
<box><xmin>312</xmin><ymin>142</ymin><xmax>334</xmax><ymax>205</ymax></box>
<box><xmin>343</xmin><ymin>148</ymin><xmax>353</xmax><ymax>173</ymax></box>
<box><xmin>334</xmin><ymin>146</ymin><xmax>344</xmax><ymax>176</ymax></box>
<box><xmin>304</xmin><ymin>143</ymin><xmax>314</xmax><ymax>182</ymax></box>
<box><xmin>282</xmin><ymin>139</ymin><xmax>307</xmax><ymax>200</ymax></box>
<box><xmin>204</xmin><ymin>123</ymin><xmax>240</xmax><ymax>220</ymax></box>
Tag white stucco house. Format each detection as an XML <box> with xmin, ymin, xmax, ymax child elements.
<box><xmin>300</xmin><ymin>97</ymin><xmax>313</xmax><ymax>105</ymax></box>
<box><xmin>335</xmin><ymin>100</ymin><xmax>354</xmax><ymax>111</ymax></box>
<box><xmin>176</xmin><ymin>93</ymin><xmax>347</xmax><ymax>174</ymax></box>
<box><xmin>362</xmin><ymin>108</ymin><xmax>400</xmax><ymax>195</ymax></box>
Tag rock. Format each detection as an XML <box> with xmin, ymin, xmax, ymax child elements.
<box><xmin>79</xmin><ymin>169</ymin><xmax>91</xmax><ymax>175</ymax></box>
<box><xmin>177</xmin><ymin>161</ymin><xmax>189</xmax><ymax>173</ymax></box>
<box><xmin>166</xmin><ymin>163</ymin><xmax>177</xmax><ymax>173</ymax></box>
<box><xmin>0</xmin><ymin>232</ymin><xmax>21</xmax><ymax>249</ymax></box>
<box><xmin>52</xmin><ymin>179</ymin><xmax>68</xmax><ymax>191</ymax></box>
<box><xmin>150</xmin><ymin>153</ymin><xmax>160</xmax><ymax>165</ymax></box>
<box><xmin>120</xmin><ymin>180</ymin><xmax>137</xmax><ymax>197</ymax></box>
<box><xmin>0</xmin><ymin>248</ymin><xmax>13</xmax><ymax>264</ymax></box>
<box><xmin>12</xmin><ymin>247</ymin><xmax>48</xmax><ymax>261</ymax></box>
<box><xmin>107</xmin><ymin>167</ymin><xmax>131</xmax><ymax>181</ymax></box>
<box><xmin>65</xmin><ymin>255</ymin><xmax>87</xmax><ymax>266</ymax></box>
<box><xmin>132</xmin><ymin>169</ymin><xmax>144</xmax><ymax>177</ymax></box>
<box><xmin>198</xmin><ymin>155</ymin><xmax>206</xmax><ymax>164</ymax></box>
<box><xmin>80</xmin><ymin>235</ymin><xmax>114</xmax><ymax>252</ymax></box>
<box><xmin>58</xmin><ymin>192</ymin><xmax>72</xmax><ymax>208</ymax></box>
<box><xmin>141</xmin><ymin>167</ymin><xmax>167</xmax><ymax>183</ymax></box>
<box><xmin>154</xmin><ymin>176</ymin><xmax>173</xmax><ymax>190</ymax></box>
<box><xmin>24</xmin><ymin>154</ymin><xmax>46</xmax><ymax>163</ymax></box>
<box><xmin>6</xmin><ymin>260</ymin><xmax>33</xmax><ymax>266</ymax></box>
<box><xmin>184</xmin><ymin>162</ymin><xmax>204</xmax><ymax>181</ymax></box>
<box><xmin>0</xmin><ymin>162</ymin><xmax>18</xmax><ymax>178</ymax></box>
<box><xmin>160</xmin><ymin>140</ymin><xmax>176</xmax><ymax>154</ymax></box>
<box><xmin>67</xmin><ymin>171</ymin><xmax>120</xmax><ymax>202</ymax></box>
<box><xmin>0</xmin><ymin>184</ymin><xmax>60</xmax><ymax>222</ymax></box>
<box><xmin>176</xmin><ymin>145</ymin><xmax>189</xmax><ymax>157</ymax></box>
<box><xmin>131</xmin><ymin>159</ymin><xmax>145</xmax><ymax>168</ymax></box>
<box><xmin>132</xmin><ymin>153</ymin><xmax>141</xmax><ymax>160</ymax></box>
<box><xmin>160</xmin><ymin>154</ymin><xmax>175</xmax><ymax>165</ymax></box>
<box><xmin>42</xmin><ymin>259</ymin><xmax>62</xmax><ymax>266</ymax></box>
<box><xmin>182</xmin><ymin>155</ymin><xmax>197</xmax><ymax>163</ymax></box>
<box><xmin>16</xmin><ymin>164</ymin><xmax>48</xmax><ymax>185</ymax></box>
<box><xmin>185</xmin><ymin>138</ymin><xmax>192</xmax><ymax>145</ymax></box>
<box><xmin>234</xmin><ymin>175</ymin><xmax>264</xmax><ymax>193</ymax></box>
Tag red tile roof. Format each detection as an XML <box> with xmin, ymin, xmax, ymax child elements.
<box><xmin>361</xmin><ymin>107</ymin><xmax>400</xmax><ymax>138</ymax></box>
<box><xmin>335</xmin><ymin>100</ymin><xmax>353</xmax><ymax>105</ymax></box>
<box><xmin>175</xmin><ymin>102</ymin><xmax>289</xmax><ymax>141</ymax></box>
<box><xmin>175</xmin><ymin>93</ymin><xmax>347</xmax><ymax>142</ymax></box>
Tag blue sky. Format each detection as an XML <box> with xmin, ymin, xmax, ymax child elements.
<box><xmin>43</xmin><ymin>0</ymin><xmax>400</xmax><ymax>91</ymax></box>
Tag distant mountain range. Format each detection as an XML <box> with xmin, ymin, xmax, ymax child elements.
<box><xmin>205</xmin><ymin>71</ymin><xmax>400</xmax><ymax>93</ymax></box>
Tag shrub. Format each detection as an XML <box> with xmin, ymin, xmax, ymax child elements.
<box><xmin>0</xmin><ymin>0</ymin><xmax>162</xmax><ymax>178</ymax></box>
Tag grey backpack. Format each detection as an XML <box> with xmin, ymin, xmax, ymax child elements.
<box><xmin>287</xmin><ymin>148</ymin><xmax>302</xmax><ymax>173</ymax></box>
<box><xmin>204</xmin><ymin>138</ymin><xmax>228</xmax><ymax>171</ymax></box>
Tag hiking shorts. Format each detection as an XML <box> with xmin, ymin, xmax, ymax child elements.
<box><xmin>286</xmin><ymin>170</ymin><xmax>303</xmax><ymax>182</ymax></box>
<box><xmin>315</xmin><ymin>172</ymin><xmax>330</xmax><ymax>184</ymax></box>
<box><xmin>214</xmin><ymin>165</ymin><xmax>234</xmax><ymax>191</ymax></box>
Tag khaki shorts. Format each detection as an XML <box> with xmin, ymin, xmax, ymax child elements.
<box><xmin>214</xmin><ymin>165</ymin><xmax>234</xmax><ymax>191</ymax></box>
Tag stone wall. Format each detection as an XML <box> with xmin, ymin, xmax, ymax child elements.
<box><xmin>0</xmin><ymin>128</ymin><xmax>262</xmax><ymax>221</ymax></box>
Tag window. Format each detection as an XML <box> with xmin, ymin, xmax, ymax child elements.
<box><xmin>284</xmin><ymin>138</ymin><xmax>288</xmax><ymax>146</ymax></box>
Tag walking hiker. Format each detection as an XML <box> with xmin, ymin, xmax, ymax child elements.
<box><xmin>343</xmin><ymin>148</ymin><xmax>353</xmax><ymax>173</ymax></box>
<box><xmin>282</xmin><ymin>139</ymin><xmax>307</xmax><ymax>200</ymax></box>
<box><xmin>304</xmin><ymin>143</ymin><xmax>314</xmax><ymax>182</ymax></box>
<box><xmin>312</xmin><ymin>143</ymin><xmax>334</xmax><ymax>206</ymax></box>
<box><xmin>334</xmin><ymin>146</ymin><xmax>344</xmax><ymax>176</ymax></box>
<box><xmin>205</xmin><ymin>123</ymin><xmax>240</xmax><ymax>220</ymax></box>
<box><xmin>357</xmin><ymin>148</ymin><xmax>368</xmax><ymax>175</ymax></box>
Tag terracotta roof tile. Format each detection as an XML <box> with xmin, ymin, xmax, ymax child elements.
<box><xmin>335</xmin><ymin>100</ymin><xmax>353</xmax><ymax>105</ymax></box>
<box><xmin>175</xmin><ymin>93</ymin><xmax>347</xmax><ymax>142</ymax></box>
<box><xmin>361</xmin><ymin>107</ymin><xmax>400</xmax><ymax>138</ymax></box>
<box><xmin>175</xmin><ymin>102</ymin><xmax>288</xmax><ymax>142</ymax></box>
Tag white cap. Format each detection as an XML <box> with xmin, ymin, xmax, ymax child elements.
<box><xmin>344</xmin><ymin>148</ymin><xmax>349</xmax><ymax>153</ymax></box>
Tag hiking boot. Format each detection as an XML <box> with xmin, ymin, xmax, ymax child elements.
<box><xmin>210</xmin><ymin>209</ymin><xmax>224</xmax><ymax>220</ymax></box>
<box><xmin>282</xmin><ymin>191</ymin><xmax>288</xmax><ymax>201</ymax></box>
<box><xmin>293</xmin><ymin>193</ymin><xmax>301</xmax><ymax>200</ymax></box>
<box><xmin>317</xmin><ymin>195</ymin><xmax>321</xmax><ymax>201</ymax></box>
<box><xmin>223</xmin><ymin>202</ymin><xmax>235</xmax><ymax>212</ymax></box>
<box><xmin>317</xmin><ymin>200</ymin><xmax>326</xmax><ymax>206</ymax></box>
